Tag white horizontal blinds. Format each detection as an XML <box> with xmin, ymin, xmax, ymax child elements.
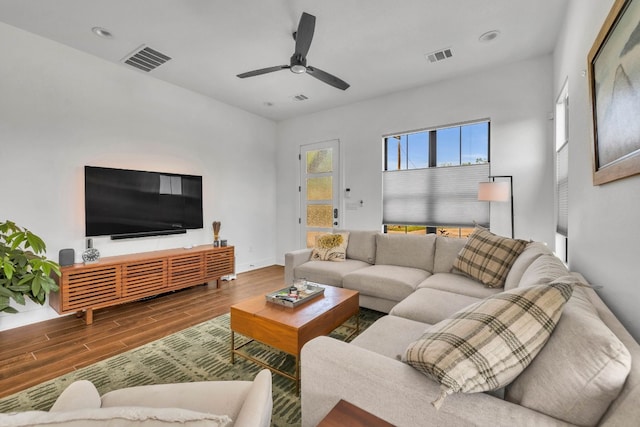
<box><xmin>557</xmin><ymin>143</ymin><xmax>569</xmax><ymax>236</ymax></box>
<box><xmin>383</xmin><ymin>163</ymin><xmax>490</xmax><ymax>227</ymax></box>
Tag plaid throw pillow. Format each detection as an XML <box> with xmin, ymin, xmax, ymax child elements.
<box><xmin>453</xmin><ymin>227</ymin><xmax>527</xmax><ymax>288</ymax></box>
<box><xmin>310</xmin><ymin>232</ymin><xmax>349</xmax><ymax>262</ymax></box>
<box><xmin>404</xmin><ymin>281</ymin><xmax>574</xmax><ymax>410</ymax></box>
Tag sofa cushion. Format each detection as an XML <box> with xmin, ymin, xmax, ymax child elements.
<box><xmin>0</xmin><ymin>407</ymin><xmax>232</xmax><ymax>427</ymax></box>
<box><xmin>453</xmin><ymin>227</ymin><xmax>527</xmax><ymax>288</ymax></box>
<box><xmin>518</xmin><ymin>254</ymin><xmax>569</xmax><ymax>288</ymax></box>
<box><xmin>403</xmin><ymin>281</ymin><xmax>574</xmax><ymax>409</ymax></box>
<box><xmin>418</xmin><ymin>273</ymin><xmax>503</xmax><ymax>299</ymax></box>
<box><xmin>390</xmin><ymin>287</ymin><xmax>481</xmax><ymax>325</ymax></box>
<box><xmin>310</xmin><ymin>232</ymin><xmax>349</xmax><ymax>262</ymax></box>
<box><xmin>351</xmin><ymin>315</ymin><xmax>429</xmax><ymax>359</ymax></box>
<box><xmin>506</xmin><ymin>286</ymin><xmax>632</xmax><ymax>426</ymax></box>
<box><xmin>433</xmin><ymin>236</ymin><xmax>468</xmax><ymax>273</ymax></box>
<box><xmin>294</xmin><ymin>259</ymin><xmax>369</xmax><ymax>287</ymax></box>
<box><xmin>335</xmin><ymin>229</ymin><xmax>377</xmax><ymax>264</ymax></box>
<box><xmin>343</xmin><ymin>265</ymin><xmax>430</xmax><ymax>302</ymax></box>
<box><xmin>375</xmin><ymin>233</ymin><xmax>436</xmax><ymax>272</ymax></box>
<box><xmin>504</xmin><ymin>242</ymin><xmax>552</xmax><ymax>290</ymax></box>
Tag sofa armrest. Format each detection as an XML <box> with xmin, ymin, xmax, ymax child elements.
<box><xmin>284</xmin><ymin>248</ymin><xmax>313</xmax><ymax>285</ymax></box>
<box><xmin>49</xmin><ymin>380</ymin><xmax>102</xmax><ymax>412</ymax></box>
<box><xmin>301</xmin><ymin>337</ymin><xmax>570</xmax><ymax>427</ymax></box>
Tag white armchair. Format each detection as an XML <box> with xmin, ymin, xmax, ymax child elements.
<box><xmin>1</xmin><ymin>369</ymin><xmax>273</xmax><ymax>427</ymax></box>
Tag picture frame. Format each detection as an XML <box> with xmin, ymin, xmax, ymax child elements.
<box><xmin>588</xmin><ymin>0</ymin><xmax>640</xmax><ymax>185</ymax></box>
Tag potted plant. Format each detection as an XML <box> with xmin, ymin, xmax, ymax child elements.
<box><xmin>0</xmin><ymin>220</ymin><xmax>60</xmax><ymax>314</ymax></box>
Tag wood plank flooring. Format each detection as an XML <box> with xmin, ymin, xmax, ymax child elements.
<box><xmin>0</xmin><ymin>265</ymin><xmax>285</xmax><ymax>399</ymax></box>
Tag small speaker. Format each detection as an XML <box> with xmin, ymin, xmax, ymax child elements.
<box><xmin>59</xmin><ymin>248</ymin><xmax>75</xmax><ymax>266</ymax></box>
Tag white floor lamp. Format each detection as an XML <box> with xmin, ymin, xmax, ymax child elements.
<box><xmin>478</xmin><ymin>175</ymin><xmax>514</xmax><ymax>238</ymax></box>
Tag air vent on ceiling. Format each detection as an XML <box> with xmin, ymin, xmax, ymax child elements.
<box><xmin>122</xmin><ymin>45</ymin><xmax>171</xmax><ymax>72</ymax></box>
<box><xmin>425</xmin><ymin>48</ymin><xmax>453</xmax><ymax>63</ymax></box>
<box><xmin>293</xmin><ymin>94</ymin><xmax>309</xmax><ymax>101</ymax></box>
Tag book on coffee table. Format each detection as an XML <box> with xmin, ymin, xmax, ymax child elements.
<box><xmin>265</xmin><ymin>283</ymin><xmax>325</xmax><ymax>308</ymax></box>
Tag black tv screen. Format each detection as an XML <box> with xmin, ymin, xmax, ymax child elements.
<box><xmin>85</xmin><ymin>166</ymin><xmax>203</xmax><ymax>239</ymax></box>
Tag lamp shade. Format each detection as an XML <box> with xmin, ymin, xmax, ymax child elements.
<box><xmin>478</xmin><ymin>181</ymin><xmax>510</xmax><ymax>202</ymax></box>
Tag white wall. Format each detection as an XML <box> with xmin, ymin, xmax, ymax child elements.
<box><xmin>276</xmin><ymin>55</ymin><xmax>556</xmax><ymax>263</ymax></box>
<box><xmin>0</xmin><ymin>23</ymin><xmax>277</xmax><ymax>330</ymax></box>
<box><xmin>554</xmin><ymin>0</ymin><xmax>640</xmax><ymax>340</ymax></box>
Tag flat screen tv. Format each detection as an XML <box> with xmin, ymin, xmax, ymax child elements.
<box><xmin>85</xmin><ymin>166</ymin><xmax>203</xmax><ymax>239</ymax></box>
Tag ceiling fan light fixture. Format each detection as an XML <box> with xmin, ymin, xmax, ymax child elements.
<box><xmin>290</xmin><ymin>64</ymin><xmax>307</xmax><ymax>74</ymax></box>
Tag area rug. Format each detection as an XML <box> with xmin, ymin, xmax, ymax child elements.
<box><xmin>0</xmin><ymin>308</ymin><xmax>384</xmax><ymax>427</ymax></box>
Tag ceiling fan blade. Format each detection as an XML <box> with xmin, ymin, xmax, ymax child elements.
<box><xmin>237</xmin><ymin>65</ymin><xmax>290</xmax><ymax>78</ymax></box>
<box><xmin>295</xmin><ymin>12</ymin><xmax>315</xmax><ymax>58</ymax></box>
<box><xmin>306</xmin><ymin>66</ymin><xmax>350</xmax><ymax>90</ymax></box>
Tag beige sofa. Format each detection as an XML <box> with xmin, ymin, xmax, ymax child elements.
<box><xmin>0</xmin><ymin>369</ymin><xmax>273</xmax><ymax>427</ymax></box>
<box><xmin>285</xmin><ymin>231</ymin><xmax>639</xmax><ymax>426</ymax></box>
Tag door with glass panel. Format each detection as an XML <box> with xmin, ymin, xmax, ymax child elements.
<box><xmin>300</xmin><ymin>140</ymin><xmax>340</xmax><ymax>248</ymax></box>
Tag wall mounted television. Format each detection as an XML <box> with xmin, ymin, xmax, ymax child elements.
<box><xmin>85</xmin><ymin>166</ymin><xmax>203</xmax><ymax>240</ymax></box>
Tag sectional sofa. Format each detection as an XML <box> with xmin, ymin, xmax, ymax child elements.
<box><xmin>285</xmin><ymin>229</ymin><xmax>639</xmax><ymax>426</ymax></box>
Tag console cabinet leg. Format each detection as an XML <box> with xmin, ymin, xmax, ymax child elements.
<box><xmin>84</xmin><ymin>309</ymin><xmax>94</xmax><ymax>325</ymax></box>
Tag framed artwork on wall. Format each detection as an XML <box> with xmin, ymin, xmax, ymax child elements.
<box><xmin>588</xmin><ymin>0</ymin><xmax>640</xmax><ymax>185</ymax></box>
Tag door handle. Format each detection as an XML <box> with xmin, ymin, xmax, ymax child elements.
<box><xmin>333</xmin><ymin>208</ymin><xmax>338</xmax><ymax>219</ymax></box>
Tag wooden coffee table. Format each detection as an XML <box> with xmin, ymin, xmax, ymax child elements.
<box><xmin>230</xmin><ymin>285</ymin><xmax>359</xmax><ymax>393</ymax></box>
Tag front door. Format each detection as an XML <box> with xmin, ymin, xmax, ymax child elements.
<box><xmin>300</xmin><ymin>140</ymin><xmax>340</xmax><ymax>247</ymax></box>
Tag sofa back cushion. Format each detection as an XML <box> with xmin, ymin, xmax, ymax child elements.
<box><xmin>433</xmin><ymin>236</ymin><xmax>468</xmax><ymax>273</ymax></box>
<box><xmin>518</xmin><ymin>254</ymin><xmax>569</xmax><ymax>288</ymax></box>
<box><xmin>375</xmin><ymin>233</ymin><xmax>436</xmax><ymax>271</ymax></box>
<box><xmin>506</xmin><ymin>286</ymin><xmax>632</xmax><ymax>426</ymax></box>
<box><xmin>335</xmin><ymin>229</ymin><xmax>377</xmax><ymax>264</ymax></box>
<box><xmin>504</xmin><ymin>242</ymin><xmax>553</xmax><ymax>290</ymax></box>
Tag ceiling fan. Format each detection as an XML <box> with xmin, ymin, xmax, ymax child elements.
<box><xmin>236</xmin><ymin>12</ymin><xmax>350</xmax><ymax>91</ymax></box>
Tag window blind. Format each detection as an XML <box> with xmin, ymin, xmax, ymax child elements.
<box><xmin>556</xmin><ymin>143</ymin><xmax>568</xmax><ymax>236</ymax></box>
<box><xmin>382</xmin><ymin>163</ymin><xmax>490</xmax><ymax>227</ymax></box>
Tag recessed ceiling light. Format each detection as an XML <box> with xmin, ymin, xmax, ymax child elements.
<box><xmin>92</xmin><ymin>27</ymin><xmax>113</xmax><ymax>39</ymax></box>
<box><xmin>479</xmin><ymin>30</ymin><xmax>500</xmax><ymax>43</ymax></box>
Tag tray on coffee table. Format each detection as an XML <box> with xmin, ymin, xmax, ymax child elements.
<box><xmin>265</xmin><ymin>283</ymin><xmax>325</xmax><ymax>307</ymax></box>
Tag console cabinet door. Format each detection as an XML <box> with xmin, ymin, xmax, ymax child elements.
<box><xmin>168</xmin><ymin>253</ymin><xmax>205</xmax><ymax>289</ymax></box>
<box><xmin>61</xmin><ymin>265</ymin><xmax>121</xmax><ymax>311</ymax></box>
<box><xmin>205</xmin><ymin>247</ymin><xmax>235</xmax><ymax>281</ymax></box>
<box><xmin>122</xmin><ymin>259</ymin><xmax>167</xmax><ymax>298</ymax></box>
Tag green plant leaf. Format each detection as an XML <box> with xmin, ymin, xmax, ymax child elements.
<box><xmin>31</xmin><ymin>274</ymin><xmax>42</xmax><ymax>296</ymax></box>
<box><xmin>0</xmin><ymin>286</ymin><xmax>15</xmax><ymax>299</ymax></box>
<box><xmin>2</xmin><ymin>258</ymin><xmax>15</xmax><ymax>280</ymax></box>
<box><xmin>0</xmin><ymin>305</ymin><xmax>19</xmax><ymax>314</ymax></box>
<box><xmin>9</xmin><ymin>232</ymin><xmax>26</xmax><ymax>250</ymax></box>
<box><xmin>26</xmin><ymin>232</ymin><xmax>46</xmax><ymax>254</ymax></box>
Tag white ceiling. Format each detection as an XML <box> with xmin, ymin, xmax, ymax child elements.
<box><xmin>0</xmin><ymin>0</ymin><xmax>568</xmax><ymax>121</ymax></box>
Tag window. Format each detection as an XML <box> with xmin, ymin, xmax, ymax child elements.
<box><xmin>383</xmin><ymin>121</ymin><xmax>490</xmax><ymax>236</ymax></box>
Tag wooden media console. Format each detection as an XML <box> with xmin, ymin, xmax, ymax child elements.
<box><xmin>50</xmin><ymin>245</ymin><xmax>234</xmax><ymax>324</ymax></box>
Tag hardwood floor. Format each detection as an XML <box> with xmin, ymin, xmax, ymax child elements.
<box><xmin>0</xmin><ymin>265</ymin><xmax>285</xmax><ymax>399</ymax></box>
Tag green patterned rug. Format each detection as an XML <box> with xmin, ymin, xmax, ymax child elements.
<box><xmin>0</xmin><ymin>308</ymin><xmax>384</xmax><ymax>427</ymax></box>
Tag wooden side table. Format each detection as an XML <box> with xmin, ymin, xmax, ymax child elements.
<box><xmin>317</xmin><ymin>399</ymin><xmax>395</xmax><ymax>427</ymax></box>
